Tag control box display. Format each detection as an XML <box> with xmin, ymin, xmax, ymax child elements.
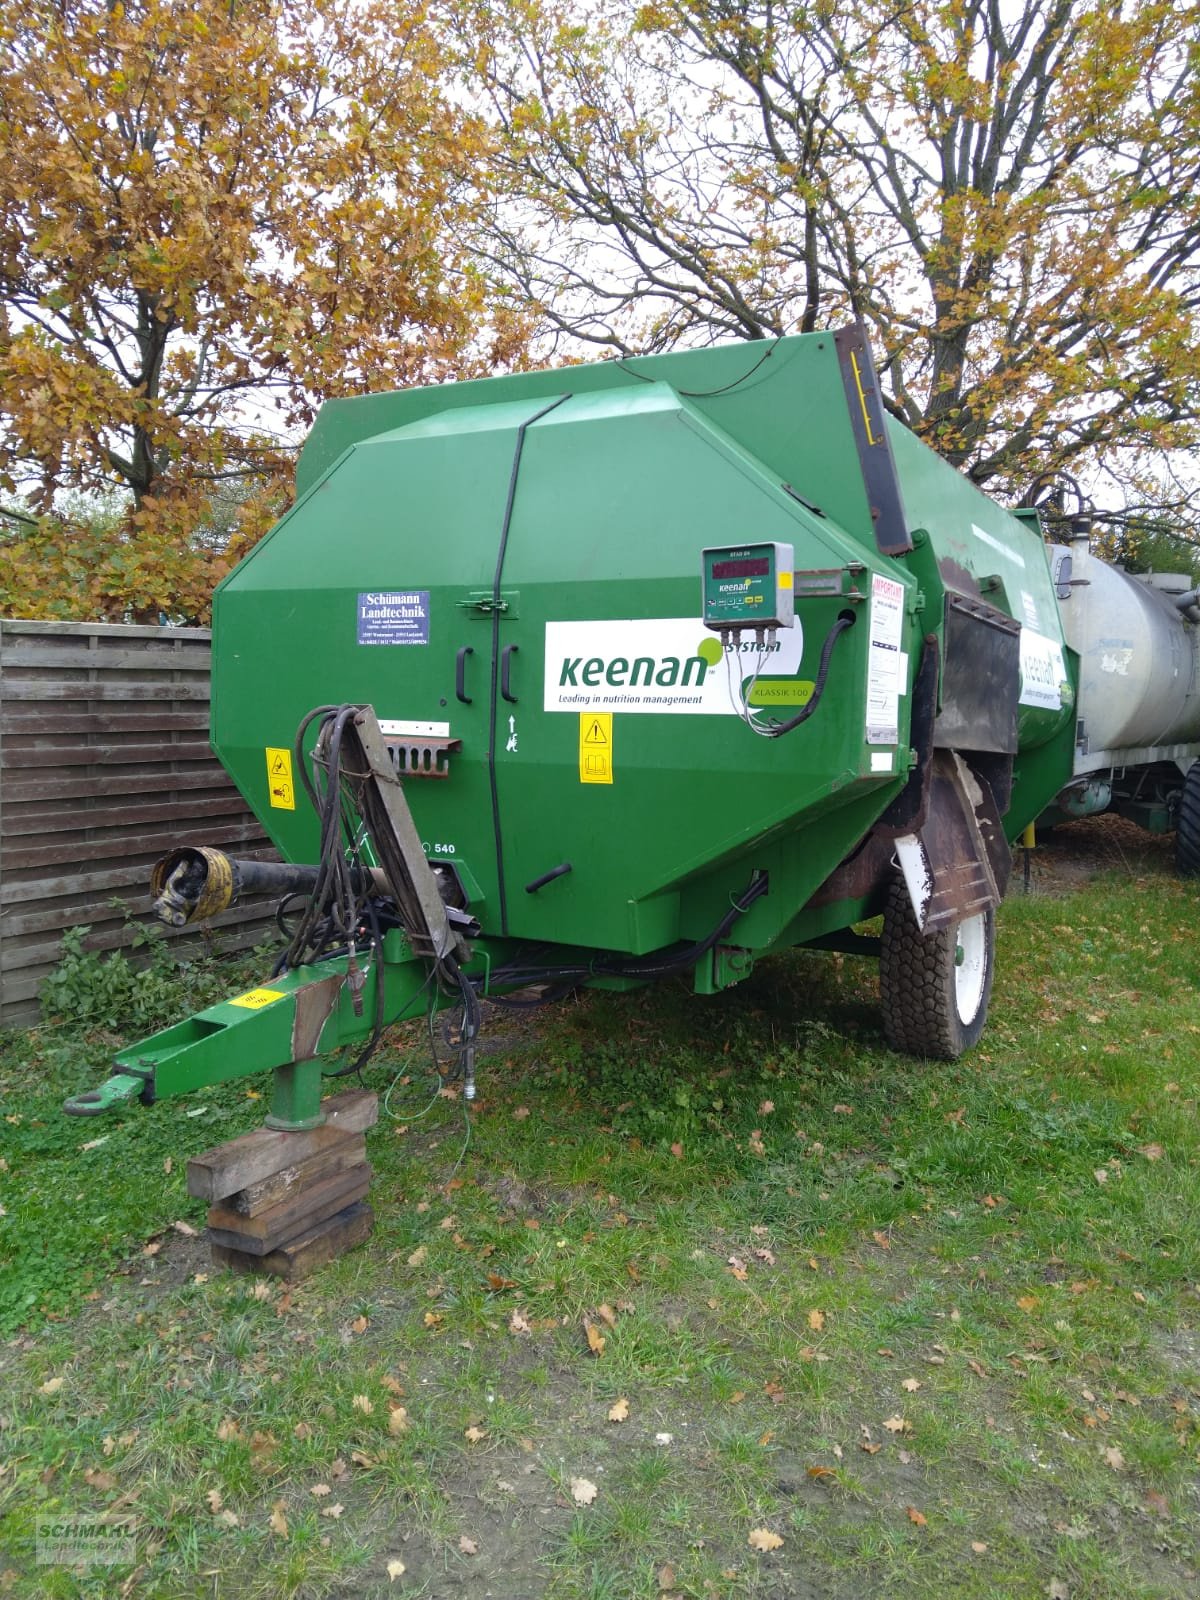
<box><xmin>702</xmin><ymin>542</ymin><xmax>794</xmax><ymax>630</ymax></box>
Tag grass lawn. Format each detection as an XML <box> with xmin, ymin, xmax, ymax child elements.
<box><xmin>0</xmin><ymin>821</ymin><xmax>1197</xmax><ymax>1597</ymax></box>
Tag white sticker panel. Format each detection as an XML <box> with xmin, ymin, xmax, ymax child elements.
<box><xmin>1019</xmin><ymin>628</ymin><xmax>1068</xmax><ymax>710</ymax></box>
<box><xmin>865</xmin><ymin>574</ymin><xmax>905</xmax><ymax>745</ymax></box>
<box><xmin>543</xmin><ymin>618</ymin><xmax>805</xmax><ymax>714</ymax></box>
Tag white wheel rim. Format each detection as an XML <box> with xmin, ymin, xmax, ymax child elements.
<box><xmin>953</xmin><ymin>912</ymin><xmax>988</xmax><ymax>1024</ymax></box>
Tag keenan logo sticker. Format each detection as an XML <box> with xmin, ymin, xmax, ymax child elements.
<box><xmin>544</xmin><ymin>618</ymin><xmax>805</xmax><ymax>715</ymax></box>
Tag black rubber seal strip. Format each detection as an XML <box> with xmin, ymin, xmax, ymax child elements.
<box><xmin>488</xmin><ymin>395</ymin><xmax>571</xmax><ymax>935</ymax></box>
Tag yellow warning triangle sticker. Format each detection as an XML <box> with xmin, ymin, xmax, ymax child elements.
<box><xmin>584</xmin><ymin>720</ymin><xmax>608</xmax><ymax>744</ymax></box>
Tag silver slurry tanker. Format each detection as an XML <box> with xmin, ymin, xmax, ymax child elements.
<box><xmin>1048</xmin><ymin>532</ymin><xmax>1200</xmax><ymax>865</ymax></box>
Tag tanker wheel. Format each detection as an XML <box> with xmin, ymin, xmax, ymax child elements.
<box><xmin>1175</xmin><ymin>761</ymin><xmax>1200</xmax><ymax>878</ymax></box>
<box><xmin>879</xmin><ymin>879</ymin><xmax>995</xmax><ymax>1060</ymax></box>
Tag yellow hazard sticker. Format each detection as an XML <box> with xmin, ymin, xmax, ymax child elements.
<box><xmin>265</xmin><ymin>746</ymin><xmax>295</xmax><ymax>810</ymax></box>
<box><xmin>579</xmin><ymin>712</ymin><xmax>613</xmax><ymax>784</ymax></box>
<box><xmin>228</xmin><ymin>988</ymin><xmax>287</xmax><ymax>1009</ymax></box>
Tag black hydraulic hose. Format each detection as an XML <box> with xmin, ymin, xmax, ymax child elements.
<box><xmin>487</xmin><ymin>394</ymin><xmax>572</xmax><ymax>939</ymax></box>
<box><xmin>762</xmin><ymin>614</ymin><xmax>855</xmax><ymax>737</ymax></box>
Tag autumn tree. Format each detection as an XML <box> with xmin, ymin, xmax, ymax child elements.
<box><xmin>0</xmin><ymin>0</ymin><xmax>523</xmax><ymax>622</ymax></box>
<box><xmin>463</xmin><ymin>0</ymin><xmax>1200</xmax><ymax>511</ymax></box>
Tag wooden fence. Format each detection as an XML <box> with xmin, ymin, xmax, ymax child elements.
<box><xmin>0</xmin><ymin>619</ymin><xmax>278</xmax><ymax>1027</ymax></box>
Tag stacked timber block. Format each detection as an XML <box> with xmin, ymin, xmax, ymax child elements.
<box><xmin>186</xmin><ymin>1089</ymin><xmax>378</xmax><ymax>1280</ymax></box>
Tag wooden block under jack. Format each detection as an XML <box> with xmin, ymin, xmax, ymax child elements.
<box><xmin>207</xmin><ymin>1163</ymin><xmax>372</xmax><ymax>1255</ymax></box>
<box><xmin>186</xmin><ymin>1089</ymin><xmax>378</xmax><ymax>1202</ymax></box>
<box><xmin>210</xmin><ymin>1200</ymin><xmax>375</xmax><ymax>1280</ymax></box>
<box><xmin>225</xmin><ymin>1134</ymin><xmax>367</xmax><ymax>1218</ymax></box>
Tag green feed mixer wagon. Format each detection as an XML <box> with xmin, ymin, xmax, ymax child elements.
<box><xmin>66</xmin><ymin>328</ymin><xmax>1080</xmax><ymax>1129</ymax></box>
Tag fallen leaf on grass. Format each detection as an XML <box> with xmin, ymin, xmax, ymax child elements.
<box><xmin>607</xmin><ymin>1398</ymin><xmax>630</xmax><ymax>1423</ymax></box>
<box><xmin>509</xmin><ymin>1308</ymin><xmax>531</xmax><ymax>1335</ymax></box>
<box><xmin>883</xmin><ymin>1415</ymin><xmax>911</xmax><ymax>1434</ymax></box>
<box><xmin>1047</xmin><ymin>1582</ymin><xmax>1069</xmax><ymax>1600</ymax></box>
<box><xmin>351</xmin><ymin>1450</ymin><xmax>374</xmax><ymax>1468</ymax></box>
<box><xmin>906</xmin><ymin>1506</ymin><xmax>927</xmax><ymax>1527</ymax></box>
<box><xmin>464</xmin><ymin>1426</ymin><xmax>487</xmax><ymax>1443</ymax></box>
<box><xmin>968</xmin><ymin>1360</ymin><xmax>988</xmax><ymax>1378</ymax></box>
<box><xmin>268</xmin><ymin>1503</ymin><xmax>289</xmax><ymax>1537</ymax></box>
<box><xmin>670</xmin><ymin>1141</ymin><xmax>684</xmax><ymax>1159</ymax></box>
<box><xmin>352</xmin><ymin>1395</ymin><xmax>374</xmax><ymax>1415</ymax></box>
<box><xmin>321</xmin><ymin>1503</ymin><xmax>344</xmax><ymax>1519</ymax></box>
<box><xmin>748</xmin><ymin>1527</ymin><xmax>784</xmax><ymax>1551</ymax></box>
<box><xmin>205</xmin><ymin>1490</ymin><xmax>223</xmax><ymax>1514</ymax></box>
<box><xmin>513</xmin><ymin>1106</ymin><xmax>530</xmax><ymax>1120</ymax></box>
<box><xmin>1103</xmin><ymin>1446</ymin><xmax>1125</xmax><ymax>1470</ymax></box>
<box><xmin>407</xmin><ymin>1246</ymin><xmax>428</xmax><ymax>1268</ymax></box>
<box><xmin>172</xmin><ymin>1219</ymin><xmax>197</xmax><ymax>1237</ymax></box>
<box><xmin>459</xmin><ymin>1534</ymin><xmax>478</xmax><ymax>1555</ymax></box>
<box><xmin>38</xmin><ymin>1377</ymin><xmax>64</xmax><ymax>1396</ymax></box>
<box><xmin>570</xmin><ymin>1477</ymin><xmax>598</xmax><ymax>1505</ymax></box>
<box><xmin>386</xmin><ymin>1559</ymin><xmax>406</xmax><ymax>1581</ymax></box>
<box><xmin>1138</xmin><ymin>1143</ymin><xmax>1164</xmax><ymax>1161</ymax></box>
<box><xmin>807</xmin><ymin>1465</ymin><xmax>834</xmax><ymax>1480</ymax></box>
<box><xmin>292</xmin><ymin>1421</ymin><xmax>312</xmax><ymax>1441</ymax></box>
<box><xmin>216</xmin><ymin>1508</ymin><xmax>240</xmax><ymax>1527</ymax></box>
<box><xmin>388</xmin><ymin>1406</ymin><xmax>410</xmax><ymax>1435</ymax></box>
<box><xmin>142</xmin><ymin>1240</ymin><xmax>162</xmax><ymax>1257</ymax></box>
<box><xmin>585</xmin><ymin>1320</ymin><xmax>606</xmax><ymax>1356</ymax></box>
<box><xmin>807</xmin><ymin>1308</ymin><xmax>825</xmax><ymax>1332</ymax></box>
<box><xmin>901</xmin><ymin>1378</ymin><xmax>922</xmax><ymax>1393</ymax></box>
<box><xmin>971</xmin><ymin>1541</ymin><xmax>988</xmax><ymax>1553</ymax></box>
<box><xmin>83</xmin><ymin>1468</ymin><xmax>116</xmax><ymax>1491</ymax></box>
<box><xmin>310</xmin><ymin>1483</ymin><xmax>331</xmax><ymax>1498</ymax></box>
<box><xmin>350</xmin><ymin>1315</ymin><xmax>369</xmax><ymax>1335</ymax></box>
<box><xmin>658</xmin><ymin>1563</ymin><xmax>677</xmax><ymax>1590</ymax></box>
<box><xmin>597</xmin><ymin>1303</ymin><xmax>618</xmax><ymax>1328</ymax></box>
<box><xmin>860</xmin><ymin>1441</ymin><xmax>882</xmax><ymax>1455</ymax></box>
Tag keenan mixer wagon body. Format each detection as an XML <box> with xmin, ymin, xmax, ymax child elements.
<box><xmin>67</xmin><ymin>328</ymin><xmax>1082</xmax><ymax>1126</ymax></box>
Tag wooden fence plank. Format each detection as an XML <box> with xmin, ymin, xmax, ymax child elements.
<box><xmin>0</xmin><ymin>645</ymin><xmax>213</xmax><ymax>672</ymax></box>
<box><xmin>1</xmin><ymin>680</ymin><xmax>212</xmax><ymax>702</ymax></box>
<box><xmin>4</xmin><ymin>792</ymin><xmax>251</xmax><ymax>837</ymax></box>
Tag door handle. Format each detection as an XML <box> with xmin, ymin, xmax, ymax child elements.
<box><xmin>501</xmin><ymin>643</ymin><xmax>519</xmax><ymax>704</ymax></box>
<box><xmin>455</xmin><ymin>645</ymin><xmax>473</xmax><ymax>704</ymax></box>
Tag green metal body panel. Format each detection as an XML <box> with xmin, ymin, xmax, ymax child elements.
<box><xmin>209</xmin><ymin>332</ymin><xmax>1074</xmax><ymax>969</ymax></box>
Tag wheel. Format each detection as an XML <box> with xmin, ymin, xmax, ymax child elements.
<box><xmin>879</xmin><ymin>879</ymin><xmax>995</xmax><ymax>1059</ymax></box>
<box><xmin>1175</xmin><ymin>762</ymin><xmax>1200</xmax><ymax>877</ymax></box>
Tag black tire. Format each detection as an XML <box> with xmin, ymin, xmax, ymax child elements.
<box><xmin>1175</xmin><ymin>762</ymin><xmax>1200</xmax><ymax>877</ymax></box>
<box><xmin>879</xmin><ymin>879</ymin><xmax>995</xmax><ymax>1060</ymax></box>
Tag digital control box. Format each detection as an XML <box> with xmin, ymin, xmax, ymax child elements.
<box><xmin>701</xmin><ymin>542</ymin><xmax>795</xmax><ymax>631</ymax></box>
